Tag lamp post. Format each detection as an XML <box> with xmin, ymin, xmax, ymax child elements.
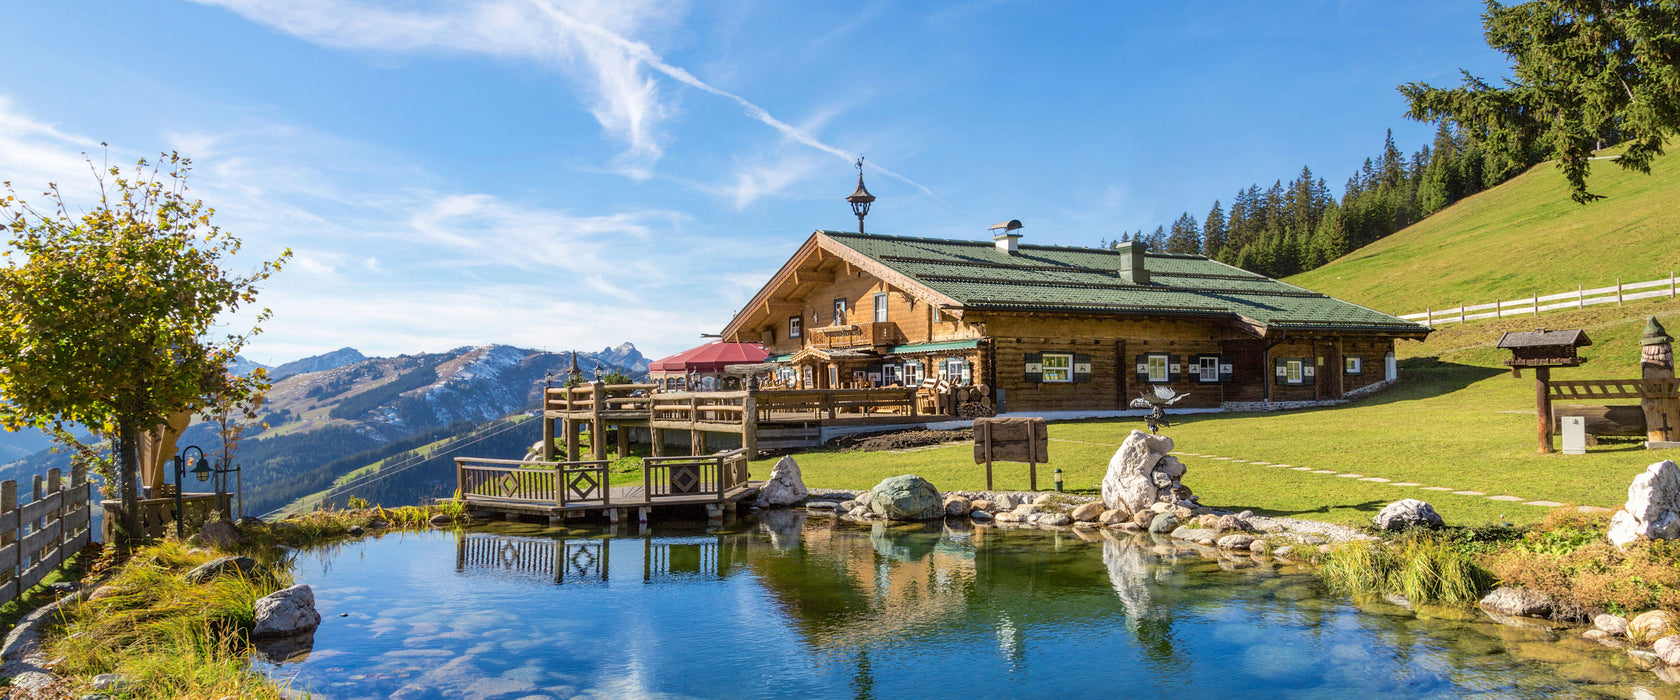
<box><xmin>173</xmin><ymin>445</ymin><xmax>210</xmax><ymax>539</ymax></box>
<box><xmin>846</xmin><ymin>157</ymin><xmax>875</xmax><ymax>234</ymax></box>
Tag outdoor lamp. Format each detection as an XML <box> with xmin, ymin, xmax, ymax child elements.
<box><xmin>594</xmin><ymin>364</ymin><xmax>604</xmax><ymax>382</ymax></box>
<box><xmin>192</xmin><ymin>455</ymin><xmax>212</xmax><ymax>482</ymax></box>
<box><xmin>1053</xmin><ymin>468</ymin><xmax>1064</xmax><ymax>492</ymax></box>
<box><xmin>172</xmin><ymin>445</ymin><xmax>210</xmax><ymax>539</ymax></box>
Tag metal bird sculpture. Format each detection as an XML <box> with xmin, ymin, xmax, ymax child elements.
<box><xmin>1129</xmin><ymin>385</ymin><xmax>1188</xmax><ymax>434</ymax></box>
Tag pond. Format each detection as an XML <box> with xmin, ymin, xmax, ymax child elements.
<box><xmin>261</xmin><ymin>513</ymin><xmax>1677</xmax><ymax>699</ymax></box>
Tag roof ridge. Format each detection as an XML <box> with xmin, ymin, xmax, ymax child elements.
<box><xmin>820</xmin><ymin>229</ymin><xmax>1212</xmax><ymax>259</ymax></box>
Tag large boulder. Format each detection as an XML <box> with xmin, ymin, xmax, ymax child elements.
<box><xmin>1373</xmin><ymin>499</ymin><xmax>1444</xmax><ymax>531</ymax></box>
<box><xmin>1609</xmin><ymin>460</ymin><xmax>1680</xmax><ymax>548</ymax></box>
<box><xmin>867</xmin><ymin>475</ymin><xmax>943</xmax><ymax>521</ymax></box>
<box><xmin>252</xmin><ymin>585</ymin><xmax>322</xmax><ymax>639</ymax></box>
<box><xmin>196</xmin><ymin>520</ymin><xmax>247</xmax><ymax>549</ymax></box>
<box><xmin>1101</xmin><ymin>431</ymin><xmax>1184</xmax><ymax>515</ymax></box>
<box><xmin>943</xmin><ymin>496</ymin><xmax>973</xmax><ymax>517</ymax></box>
<box><xmin>1479</xmin><ymin>586</ymin><xmax>1553</xmax><ymax>618</ymax></box>
<box><xmin>755</xmin><ymin>456</ymin><xmax>809</xmax><ymax>508</ymax></box>
<box><xmin>1070</xmin><ymin>502</ymin><xmax>1104</xmax><ymax>522</ymax></box>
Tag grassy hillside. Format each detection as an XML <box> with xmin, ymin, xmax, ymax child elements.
<box><xmin>1287</xmin><ymin>146</ymin><xmax>1680</xmax><ymax>314</ymax></box>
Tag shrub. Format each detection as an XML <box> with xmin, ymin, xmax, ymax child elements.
<box><xmin>1320</xmin><ymin>530</ymin><xmax>1494</xmax><ymax>604</ymax></box>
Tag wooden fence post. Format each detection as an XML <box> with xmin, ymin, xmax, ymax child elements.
<box><xmin>1495</xmin><ymin>298</ymin><xmax>1502</xmax><ymax>319</ymax></box>
<box><xmin>591</xmin><ymin>383</ymin><xmax>607</xmax><ymax>462</ymax></box>
<box><xmin>1618</xmin><ymin>278</ymin><xmax>1624</xmax><ymax>305</ymax></box>
<box><xmin>1671</xmin><ymin>271</ymin><xmax>1676</xmax><ymax>298</ymax></box>
<box><xmin>30</xmin><ymin>475</ymin><xmax>43</xmax><ymax>567</ymax></box>
<box><xmin>1578</xmin><ymin>284</ymin><xmax>1584</xmax><ymax>309</ymax></box>
<box><xmin>0</xmin><ymin>481</ymin><xmax>15</xmax><ymax>595</ymax></box>
<box><xmin>1533</xmin><ymin>292</ymin><xmax>1539</xmax><ymax>316</ymax></box>
<box><xmin>71</xmin><ymin>463</ymin><xmax>86</xmax><ymax>547</ymax></box>
<box><xmin>741</xmin><ymin>391</ymin><xmax>758</xmax><ymax>456</ymax></box>
<box><xmin>1425</xmin><ymin>307</ymin><xmax>1432</xmax><ymax>325</ymax></box>
<box><xmin>47</xmin><ymin>468</ymin><xmax>61</xmax><ymax>560</ymax></box>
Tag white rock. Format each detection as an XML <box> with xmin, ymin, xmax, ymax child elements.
<box><xmin>1609</xmin><ymin>460</ymin><xmax>1680</xmax><ymax>548</ymax></box>
<box><xmin>1373</xmin><ymin>499</ymin><xmax>1444</xmax><ymax>531</ymax></box>
<box><xmin>1595</xmin><ymin>613</ymin><xmax>1629</xmax><ymax>636</ymax></box>
<box><xmin>252</xmin><ymin>585</ymin><xmax>322</xmax><ymax>639</ymax></box>
<box><xmin>1657</xmin><ymin>635</ymin><xmax>1680</xmax><ymax>666</ymax></box>
<box><xmin>1102</xmin><ymin>431</ymin><xmax>1179</xmax><ymax>514</ymax></box>
<box><xmin>755</xmin><ymin>456</ymin><xmax>809</xmax><ymax>508</ymax></box>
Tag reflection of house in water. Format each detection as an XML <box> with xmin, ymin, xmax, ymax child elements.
<box><xmin>453</xmin><ymin>532</ymin><xmax>748</xmax><ymax>585</ymax></box>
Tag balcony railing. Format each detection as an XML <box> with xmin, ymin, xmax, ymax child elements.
<box><xmin>808</xmin><ymin>321</ymin><xmax>903</xmax><ymax>349</ymax></box>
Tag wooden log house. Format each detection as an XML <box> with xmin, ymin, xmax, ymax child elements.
<box><xmin>720</xmin><ymin>227</ymin><xmax>1430</xmax><ymax>415</ymax></box>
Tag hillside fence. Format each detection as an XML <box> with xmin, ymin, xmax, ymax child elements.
<box><xmin>0</xmin><ymin>464</ymin><xmax>93</xmax><ymax>605</ymax></box>
<box><xmin>1398</xmin><ymin>272</ymin><xmax>1679</xmax><ymax>327</ymax></box>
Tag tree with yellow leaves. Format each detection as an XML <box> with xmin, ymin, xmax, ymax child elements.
<box><xmin>0</xmin><ymin>152</ymin><xmax>289</xmax><ymax>542</ymax></box>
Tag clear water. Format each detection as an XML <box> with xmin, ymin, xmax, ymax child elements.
<box><xmin>261</xmin><ymin>513</ymin><xmax>1678</xmax><ymax>699</ymax></box>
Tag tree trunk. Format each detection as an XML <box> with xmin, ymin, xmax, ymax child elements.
<box><xmin>117</xmin><ymin>416</ymin><xmax>142</xmax><ymax>543</ymax></box>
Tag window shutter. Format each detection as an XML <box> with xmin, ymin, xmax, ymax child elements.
<box><xmin>1218</xmin><ymin>355</ymin><xmax>1234</xmax><ymax>383</ymax></box>
<box><xmin>1135</xmin><ymin>354</ymin><xmax>1149</xmax><ymax>386</ymax></box>
<box><xmin>1274</xmin><ymin>357</ymin><xmax>1287</xmax><ymax>384</ymax></box>
<box><xmin>1024</xmin><ymin>353</ymin><xmax>1043</xmax><ymax>383</ymax></box>
<box><xmin>1073</xmin><ymin>353</ymin><xmax>1092</xmax><ymax>383</ymax></box>
<box><xmin>1168</xmin><ymin>354</ymin><xmax>1181</xmax><ymax>383</ymax></box>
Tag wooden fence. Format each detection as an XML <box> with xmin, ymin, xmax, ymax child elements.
<box><xmin>0</xmin><ymin>464</ymin><xmax>94</xmax><ymax>605</ymax></box>
<box><xmin>1399</xmin><ymin>272</ymin><xmax>1679</xmax><ymax>327</ymax></box>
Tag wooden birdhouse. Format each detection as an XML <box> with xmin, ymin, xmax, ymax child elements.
<box><xmin>1497</xmin><ymin>328</ymin><xmax>1591</xmax><ymax>371</ymax></box>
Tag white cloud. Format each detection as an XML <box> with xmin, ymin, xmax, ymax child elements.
<box><xmin>190</xmin><ymin>0</ymin><xmax>944</xmax><ymax>198</ymax></box>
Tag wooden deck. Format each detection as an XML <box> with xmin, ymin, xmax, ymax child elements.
<box><xmin>539</xmin><ymin>383</ymin><xmax>960</xmax><ymax>458</ymax></box>
<box><xmin>456</xmin><ymin>448</ymin><xmax>758</xmax><ymax>522</ymax></box>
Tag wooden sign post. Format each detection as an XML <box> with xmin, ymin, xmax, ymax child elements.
<box><xmin>973</xmin><ymin>417</ymin><xmax>1050</xmax><ymax>491</ymax></box>
<box><xmin>1497</xmin><ymin>329</ymin><xmax>1591</xmax><ymax>454</ymax></box>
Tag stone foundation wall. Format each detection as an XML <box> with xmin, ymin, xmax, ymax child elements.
<box><xmin>1220</xmin><ymin>377</ymin><xmax>1398</xmax><ymax>413</ymax></box>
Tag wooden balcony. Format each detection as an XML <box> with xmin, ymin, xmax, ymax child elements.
<box><xmin>807</xmin><ymin>321</ymin><xmax>904</xmax><ymax>349</ymax></box>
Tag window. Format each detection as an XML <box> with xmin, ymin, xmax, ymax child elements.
<box><xmin>1147</xmin><ymin>354</ymin><xmax>1169</xmax><ymax>383</ymax></box>
<box><xmin>1286</xmin><ymin>359</ymin><xmax>1303</xmax><ymax>384</ymax></box>
<box><xmin>873</xmin><ymin>293</ymin><xmax>889</xmax><ymax>323</ymax></box>
<box><xmin>1042</xmin><ymin>353</ymin><xmax>1073</xmax><ymax>382</ymax></box>
<box><xmin>1198</xmin><ymin>356</ymin><xmax>1219</xmax><ymax>383</ymax></box>
<box><xmin>941</xmin><ymin>358</ymin><xmax>972</xmax><ymax>385</ymax></box>
<box><xmin>832</xmin><ymin>298</ymin><xmax>847</xmax><ymax>326</ymax></box>
<box><xmin>788</xmin><ymin>315</ymin><xmax>801</xmax><ymax>338</ymax></box>
<box><xmin>904</xmin><ymin>361</ymin><xmax>925</xmax><ymax>384</ymax></box>
<box><xmin>1345</xmin><ymin>356</ymin><xmax>1362</xmax><ymax>374</ymax></box>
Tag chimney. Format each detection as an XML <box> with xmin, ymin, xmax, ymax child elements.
<box><xmin>1117</xmin><ymin>241</ymin><xmax>1149</xmax><ymax>284</ymax></box>
<box><xmin>989</xmin><ymin>219</ymin><xmax>1023</xmax><ymax>255</ymax></box>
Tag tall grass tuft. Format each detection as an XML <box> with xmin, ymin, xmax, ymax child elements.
<box><xmin>1320</xmin><ymin>531</ymin><xmax>1493</xmax><ymax>605</ymax></box>
<box><xmin>49</xmin><ymin>540</ymin><xmax>296</xmax><ymax>697</ymax></box>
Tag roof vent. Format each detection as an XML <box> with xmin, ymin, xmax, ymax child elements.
<box><xmin>990</xmin><ymin>219</ymin><xmax>1023</xmax><ymax>254</ymax></box>
<box><xmin>1117</xmin><ymin>241</ymin><xmax>1149</xmax><ymax>284</ymax></box>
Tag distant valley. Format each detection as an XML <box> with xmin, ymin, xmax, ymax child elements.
<box><xmin>0</xmin><ymin>342</ymin><xmax>650</xmax><ymax>518</ymax></box>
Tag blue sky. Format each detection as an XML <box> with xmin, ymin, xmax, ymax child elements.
<box><xmin>0</xmin><ymin>1</ymin><xmax>1511</xmax><ymax>363</ymax></box>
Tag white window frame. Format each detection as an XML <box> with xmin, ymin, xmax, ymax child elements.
<box><xmin>1042</xmin><ymin>353</ymin><xmax>1073</xmax><ymax>383</ymax></box>
<box><xmin>1286</xmin><ymin>359</ymin><xmax>1303</xmax><ymax>384</ymax></box>
<box><xmin>1146</xmin><ymin>354</ymin><xmax>1169</xmax><ymax>383</ymax></box>
<box><xmin>1345</xmin><ymin>356</ymin><xmax>1362</xmax><ymax>374</ymax></box>
<box><xmin>1197</xmin><ymin>356</ymin><xmax>1219</xmax><ymax>383</ymax></box>
<box><xmin>788</xmin><ymin>315</ymin><xmax>801</xmax><ymax>338</ymax></box>
<box><xmin>873</xmin><ymin>292</ymin><xmax>889</xmax><ymax>323</ymax></box>
<box><xmin>904</xmin><ymin>361</ymin><xmax>925</xmax><ymax>384</ymax></box>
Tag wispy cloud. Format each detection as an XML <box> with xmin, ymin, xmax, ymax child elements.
<box><xmin>191</xmin><ymin>0</ymin><xmax>943</xmax><ymax>200</ymax></box>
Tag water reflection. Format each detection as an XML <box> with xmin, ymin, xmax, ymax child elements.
<box><xmin>266</xmin><ymin>519</ymin><xmax>1680</xmax><ymax>699</ymax></box>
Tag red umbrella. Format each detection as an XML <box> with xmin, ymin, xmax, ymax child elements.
<box><xmin>649</xmin><ymin>341</ymin><xmax>768</xmax><ymax>373</ymax></box>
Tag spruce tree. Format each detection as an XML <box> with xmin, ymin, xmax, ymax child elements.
<box><xmin>1165</xmin><ymin>212</ymin><xmax>1200</xmax><ymax>254</ymax></box>
<box><xmin>1201</xmin><ymin>201</ymin><xmax>1226</xmax><ymax>259</ymax></box>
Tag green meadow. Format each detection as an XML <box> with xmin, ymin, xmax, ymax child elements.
<box><xmin>754</xmin><ymin>296</ymin><xmax>1680</xmax><ymax>527</ymax></box>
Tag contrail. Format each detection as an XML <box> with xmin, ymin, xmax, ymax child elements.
<box><xmin>528</xmin><ymin>0</ymin><xmax>948</xmax><ymax>205</ymax></box>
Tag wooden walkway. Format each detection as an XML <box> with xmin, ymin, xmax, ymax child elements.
<box><xmin>456</xmin><ymin>448</ymin><xmax>759</xmax><ymax>522</ymax></box>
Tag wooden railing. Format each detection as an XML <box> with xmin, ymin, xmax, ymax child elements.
<box><xmin>2</xmin><ymin>465</ymin><xmax>93</xmax><ymax>605</ymax></box>
<box><xmin>649</xmin><ymin>392</ymin><xmax>748</xmax><ymax>425</ymax></box>
<box><xmin>1549</xmin><ymin>378</ymin><xmax>1680</xmax><ymax>401</ymax></box>
<box><xmin>544</xmin><ymin>383</ymin><xmax>658</xmax><ymax>414</ymax></box>
<box><xmin>100</xmin><ymin>493</ymin><xmax>221</xmax><ymax>542</ymax></box>
<box><xmin>752</xmin><ymin>387</ymin><xmax>920</xmax><ymax>420</ymax></box>
<box><xmin>809</xmin><ymin>321</ymin><xmax>904</xmax><ymax>349</ymax></box>
<box><xmin>455</xmin><ymin>457</ymin><xmax>612</xmax><ymax>507</ymax></box>
<box><xmin>642</xmin><ymin>448</ymin><xmax>751</xmax><ymax>503</ymax></box>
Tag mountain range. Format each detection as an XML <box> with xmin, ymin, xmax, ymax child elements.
<box><xmin>0</xmin><ymin>342</ymin><xmax>650</xmax><ymax>517</ymax></box>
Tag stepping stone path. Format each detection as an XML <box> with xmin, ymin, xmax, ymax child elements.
<box><xmin>1059</xmin><ymin>437</ymin><xmax>1600</xmax><ymax>510</ymax></box>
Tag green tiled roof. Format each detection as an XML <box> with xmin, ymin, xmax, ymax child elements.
<box><xmin>888</xmin><ymin>339</ymin><xmax>982</xmax><ymax>355</ymax></box>
<box><xmin>823</xmin><ymin>231</ymin><xmax>1426</xmax><ymax>335</ymax></box>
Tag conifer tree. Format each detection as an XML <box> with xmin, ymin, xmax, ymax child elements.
<box><xmin>1201</xmin><ymin>201</ymin><xmax>1226</xmax><ymax>259</ymax></box>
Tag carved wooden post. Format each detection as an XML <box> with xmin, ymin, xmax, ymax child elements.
<box><xmin>541</xmin><ymin>408</ymin><xmax>555</xmax><ymax>462</ymax></box>
<box><xmin>591</xmin><ymin>382</ymin><xmax>607</xmax><ymax>462</ymax></box>
<box><xmin>1641</xmin><ymin>317</ymin><xmax>1678</xmax><ymax>443</ymax></box>
<box><xmin>741</xmin><ymin>390</ymin><xmax>758</xmax><ymax>457</ymax></box>
<box><xmin>564</xmin><ymin>420</ymin><xmax>580</xmax><ymax>462</ymax></box>
<box><xmin>1537</xmin><ymin>366</ymin><xmax>1554</xmax><ymax>454</ymax></box>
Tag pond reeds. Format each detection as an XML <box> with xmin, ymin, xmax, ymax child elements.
<box><xmin>1319</xmin><ymin>530</ymin><xmax>1493</xmax><ymax>605</ymax></box>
